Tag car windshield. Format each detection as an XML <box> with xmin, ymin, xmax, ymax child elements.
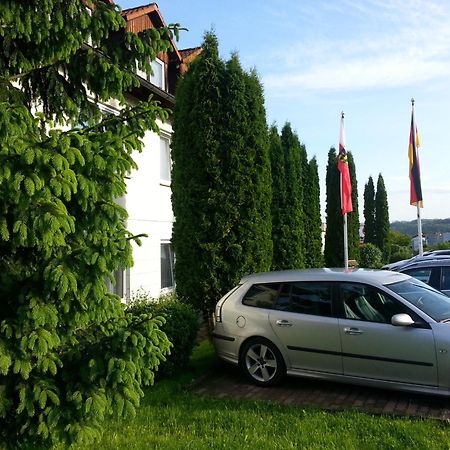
<box><xmin>387</xmin><ymin>279</ymin><xmax>450</xmax><ymax>322</ymax></box>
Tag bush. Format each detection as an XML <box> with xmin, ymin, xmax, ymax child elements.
<box><xmin>389</xmin><ymin>245</ymin><xmax>413</xmax><ymax>263</ymax></box>
<box><xmin>360</xmin><ymin>243</ymin><xmax>383</xmax><ymax>268</ymax></box>
<box><xmin>127</xmin><ymin>292</ymin><xmax>199</xmax><ymax>377</ymax></box>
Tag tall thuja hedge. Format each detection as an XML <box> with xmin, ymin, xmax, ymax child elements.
<box><xmin>304</xmin><ymin>157</ymin><xmax>323</xmax><ymax>267</ymax></box>
<box><xmin>269</xmin><ymin>125</ymin><xmax>288</xmax><ymax>270</ymax></box>
<box><xmin>375</xmin><ymin>173</ymin><xmax>391</xmax><ymax>262</ymax></box>
<box><xmin>324</xmin><ymin>148</ymin><xmax>360</xmax><ymax>266</ymax></box>
<box><xmin>363</xmin><ymin>176</ymin><xmax>376</xmax><ymax>244</ymax></box>
<box><xmin>0</xmin><ymin>1</ymin><xmax>177</xmax><ymax>445</ymax></box>
<box><xmin>171</xmin><ymin>33</ymin><xmax>272</xmax><ymax>320</ymax></box>
<box><xmin>324</xmin><ymin>148</ymin><xmax>342</xmax><ymax>266</ymax></box>
<box><xmin>347</xmin><ymin>152</ymin><xmax>360</xmax><ymax>262</ymax></box>
<box><xmin>279</xmin><ymin>123</ymin><xmax>304</xmax><ymax>269</ymax></box>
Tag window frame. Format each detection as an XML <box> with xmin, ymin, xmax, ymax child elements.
<box><xmin>159</xmin><ymin>133</ymin><xmax>171</xmax><ymax>186</ymax></box>
<box><xmin>149</xmin><ymin>57</ymin><xmax>165</xmax><ymax>90</ymax></box>
<box><xmin>160</xmin><ymin>241</ymin><xmax>175</xmax><ymax>291</ymax></box>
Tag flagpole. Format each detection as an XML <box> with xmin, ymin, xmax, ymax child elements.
<box><xmin>417</xmin><ymin>203</ymin><xmax>423</xmax><ymax>256</ymax></box>
<box><xmin>343</xmin><ymin>212</ymin><xmax>349</xmax><ymax>269</ymax></box>
<box><xmin>411</xmin><ymin>98</ymin><xmax>424</xmax><ymax>256</ymax></box>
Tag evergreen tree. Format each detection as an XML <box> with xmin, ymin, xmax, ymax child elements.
<box><xmin>0</xmin><ymin>1</ymin><xmax>177</xmax><ymax>444</ymax></box>
<box><xmin>304</xmin><ymin>157</ymin><xmax>323</xmax><ymax>267</ymax></box>
<box><xmin>375</xmin><ymin>173</ymin><xmax>391</xmax><ymax>262</ymax></box>
<box><xmin>280</xmin><ymin>123</ymin><xmax>304</xmax><ymax>268</ymax></box>
<box><xmin>363</xmin><ymin>176</ymin><xmax>376</xmax><ymax>244</ymax></box>
<box><xmin>324</xmin><ymin>148</ymin><xmax>359</xmax><ymax>265</ymax></box>
<box><xmin>269</xmin><ymin>125</ymin><xmax>288</xmax><ymax>270</ymax></box>
<box><xmin>171</xmin><ymin>34</ymin><xmax>272</xmax><ymax>321</ymax></box>
<box><xmin>347</xmin><ymin>153</ymin><xmax>360</xmax><ymax>262</ymax></box>
<box><xmin>324</xmin><ymin>148</ymin><xmax>343</xmax><ymax>266</ymax></box>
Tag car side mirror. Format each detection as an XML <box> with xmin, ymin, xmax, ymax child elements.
<box><xmin>391</xmin><ymin>313</ymin><xmax>415</xmax><ymax>327</ymax></box>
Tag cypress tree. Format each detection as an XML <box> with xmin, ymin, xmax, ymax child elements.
<box><xmin>324</xmin><ymin>148</ymin><xmax>343</xmax><ymax>266</ymax></box>
<box><xmin>280</xmin><ymin>123</ymin><xmax>304</xmax><ymax>269</ymax></box>
<box><xmin>324</xmin><ymin>149</ymin><xmax>360</xmax><ymax>265</ymax></box>
<box><xmin>269</xmin><ymin>125</ymin><xmax>288</xmax><ymax>270</ymax></box>
<box><xmin>0</xmin><ymin>1</ymin><xmax>176</xmax><ymax>444</ymax></box>
<box><xmin>364</xmin><ymin>176</ymin><xmax>376</xmax><ymax>244</ymax></box>
<box><xmin>304</xmin><ymin>157</ymin><xmax>324</xmax><ymax>267</ymax></box>
<box><xmin>347</xmin><ymin>152</ymin><xmax>360</xmax><ymax>262</ymax></box>
<box><xmin>375</xmin><ymin>173</ymin><xmax>391</xmax><ymax>262</ymax></box>
<box><xmin>171</xmin><ymin>34</ymin><xmax>272</xmax><ymax>320</ymax></box>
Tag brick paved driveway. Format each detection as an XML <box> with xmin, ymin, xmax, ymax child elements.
<box><xmin>192</xmin><ymin>363</ymin><xmax>450</xmax><ymax>420</ymax></box>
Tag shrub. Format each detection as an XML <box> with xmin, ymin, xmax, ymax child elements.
<box><xmin>360</xmin><ymin>243</ymin><xmax>383</xmax><ymax>268</ymax></box>
<box><xmin>127</xmin><ymin>292</ymin><xmax>199</xmax><ymax>377</ymax></box>
<box><xmin>389</xmin><ymin>245</ymin><xmax>413</xmax><ymax>263</ymax></box>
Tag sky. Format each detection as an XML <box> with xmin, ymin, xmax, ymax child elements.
<box><xmin>118</xmin><ymin>0</ymin><xmax>450</xmax><ymax>222</ymax></box>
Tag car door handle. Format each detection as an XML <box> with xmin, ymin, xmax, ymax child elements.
<box><xmin>344</xmin><ymin>327</ymin><xmax>363</xmax><ymax>335</ymax></box>
<box><xmin>276</xmin><ymin>319</ymin><xmax>293</xmax><ymax>327</ymax></box>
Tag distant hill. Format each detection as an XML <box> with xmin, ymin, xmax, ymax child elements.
<box><xmin>391</xmin><ymin>218</ymin><xmax>450</xmax><ymax>236</ymax></box>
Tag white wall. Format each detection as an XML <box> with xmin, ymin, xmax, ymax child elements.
<box><xmin>125</xmin><ymin>119</ymin><xmax>174</xmax><ymax>298</ymax></box>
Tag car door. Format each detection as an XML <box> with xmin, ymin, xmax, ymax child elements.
<box><xmin>338</xmin><ymin>282</ymin><xmax>438</xmax><ymax>386</ymax></box>
<box><xmin>268</xmin><ymin>282</ymin><xmax>342</xmax><ymax>374</ymax></box>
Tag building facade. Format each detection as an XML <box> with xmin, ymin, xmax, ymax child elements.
<box><xmin>105</xmin><ymin>3</ymin><xmax>200</xmax><ymax>299</ymax></box>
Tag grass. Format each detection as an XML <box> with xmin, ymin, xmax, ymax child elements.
<box><xmin>73</xmin><ymin>341</ymin><xmax>450</xmax><ymax>450</ymax></box>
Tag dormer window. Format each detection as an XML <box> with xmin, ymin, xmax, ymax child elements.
<box><xmin>149</xmin><ymin>58</ymin><xmax>165</xmax><ymax>90</ymax></box>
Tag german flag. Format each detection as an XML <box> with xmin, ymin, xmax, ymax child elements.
<box><xmin>409</xmin><ymin>106</ymin><xmax>423</xmax><ymax>207</ymax></box>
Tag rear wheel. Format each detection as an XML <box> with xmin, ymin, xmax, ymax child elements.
<box><xmin>240</xmin><ymin>338</ymin><xmax>285</xmax><ymax>387</ymax></box>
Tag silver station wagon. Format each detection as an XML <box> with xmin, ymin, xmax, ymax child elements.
<box><xmin>212</xmin><ymin>269</ymin><xmax>450</xmax><ymax>396</ymax></box>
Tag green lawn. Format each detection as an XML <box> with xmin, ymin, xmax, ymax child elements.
<box><xmin>73</xmin><ymin>341</ymin><xmax>450</xmax><ymax>450</ymax></box>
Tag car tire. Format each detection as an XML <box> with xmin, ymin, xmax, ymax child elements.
<box><xmin>240</xmin><ymin>337</ymin><xmax>286</xmax><ymax>387</ymax></box>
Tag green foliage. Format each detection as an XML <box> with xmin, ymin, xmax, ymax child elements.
<box><xmin>427</xmin><ymin>241</ymin><xmax>450</xmax><ymax>251</ymax></box>
<box><xmin>127</xmin><ymin>292</ymin><xmax>199</xmax><ymax>377</ymax></box>
<box><xmin>279</xmin><ymin>123</ymin><xmax>304</xmax><ymax>269</ymax></box>
<box><xmin>347</xmin><ymin>153</ymin><xmax>360</xmax><ymax>262</ymax></box>
<box><xmin>360</xmin><ymin>243</ymin><xmax>383</xmax><ymax>268</ymax></box>
<box><xmin>269</xmin><ymin>125</ymin><xmax>288</xmax><ymax>270</ymax></box>
<box><xmin>363</xmin><ymin>176</ymin><xmax>376</xmax><ymax>244</ymax></box>
<box><xmin>324</xmin><ymin>148</ymin><xmax>342</xmax><ymax>267</ymax></box>
<box><xmin>304</xmin><ymin>157</ymin><xmax>323</xmax><ymax>268</ymax></box>
<box><xmin>374</xmin><ymin>174</ymin><xmax>390</xmax><ymax>263</ymax></box>
<box><xmin>388</xmin><ymin>230</ymin><xmax>413</xmax><ymax>263</ymax></box>
<box><xmin>0</xmin><ymin>1</ymin><xmax>179</xmax><ymax>445</ymax></box>
<box><xmin>391</xmin><ymin>218</ymin><xmax>450</xmax><ymax>237</ymax></box>
<box><xmin>324</xmin><ymin>148</ymin><xmax>360</xmax><ymax>266</ymax></box>
<box><xmin>171</xmin><ymin>32</ymin><xmax>272</xmax><ymax>319</ymax></box>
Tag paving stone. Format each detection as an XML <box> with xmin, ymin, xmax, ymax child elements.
<box><xmin>190</xmin><ymin>367</ymin><xmax>450</xmax><ymax>420</ymax></box>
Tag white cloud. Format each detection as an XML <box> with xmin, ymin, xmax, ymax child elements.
<box><xmin>263</xmin><ymin>0</ymin><xmax>450</xmax><ymax>93</ymax></box>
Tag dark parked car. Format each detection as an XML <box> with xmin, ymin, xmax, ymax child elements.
<box><xmin>393</xmin><ymin>259</ymin><xmax>450</xmax><ymax>297</ymax></box>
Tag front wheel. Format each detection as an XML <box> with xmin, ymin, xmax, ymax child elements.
<box><xmin>240</xmin><ymin>338</ymin><xmax>285</xmax><ymax>387</ymax></box>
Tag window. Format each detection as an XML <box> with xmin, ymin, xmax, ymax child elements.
<box><xmin>161</xmin><ymin>242</ymin><xmax>174</xmax><ymax>289</ymax></box>
<box><xmin>160</xmin><ymin>135</ymin><xmax>171</xmax><ymax>184</ymax></box>
<box><xmin>149</xmin><ymin>58</ymin><xmax>165</xmax><ymax>89</ymax></box>
<box><xmin>442</xmin><ymin>267</ymin><xmax>450</xmax><ymax>291</ymax></box>
<box><xmin>275</xmin><ymin>282</ymin><xmax>332</xmax><ymax>317</ymax></box>
<box><xmin>242</xmin><ymin>283</ymin><xmax>281</xmax><ymax>309</ymax></box>
<box><xmin>403</xmin><ymin>268</ymin><xmax>433</xmax><ymax>284</ymax></box>
<box><xmin>341</xmin><ymin>283</ymin><xmax>410</xmax><ymax>323</ymax></box>
<box><xmin>106</xmin><ymin>269</ymin><xmax>125</xmax><ymax>298</ymax></box>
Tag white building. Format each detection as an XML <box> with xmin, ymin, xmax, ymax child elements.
<box><xmin>104</xmin><ymin>3</ymin><xmax>201</xmax><ymax>299</ymax></box>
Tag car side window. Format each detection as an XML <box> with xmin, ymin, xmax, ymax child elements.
<box><xmin>242</xmin><ymin>283</ymin><xmax>281</xmax><ymax>309</ymax></box>
<box><xmin>340</xmin><ymin>283</ymin><xmax>411</xmax><ymax>324</ymax></box>
<box><xmin>441</xmin><ymin>268</ymin><xmax>450</xmax><ymax>291</ymax></box>
<box><xmin>403</xmin><ymin>268</ymin><xmax>432</xmax><ymax>284</ymax></box>
<box><xmin>274</xmin><ymin>282</ymin><xmax>332</xmax><ymax>317</ymax></box>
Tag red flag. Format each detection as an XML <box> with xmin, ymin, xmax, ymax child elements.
<box><xmin>409</xmin><ymin>105</ymin><xmax>423</xmax><ymax>206</ymax></box>
<box><xmin>338</xmin><ymin>113</ymin><xmax>353</xmax><ymax>215</ymax></box>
